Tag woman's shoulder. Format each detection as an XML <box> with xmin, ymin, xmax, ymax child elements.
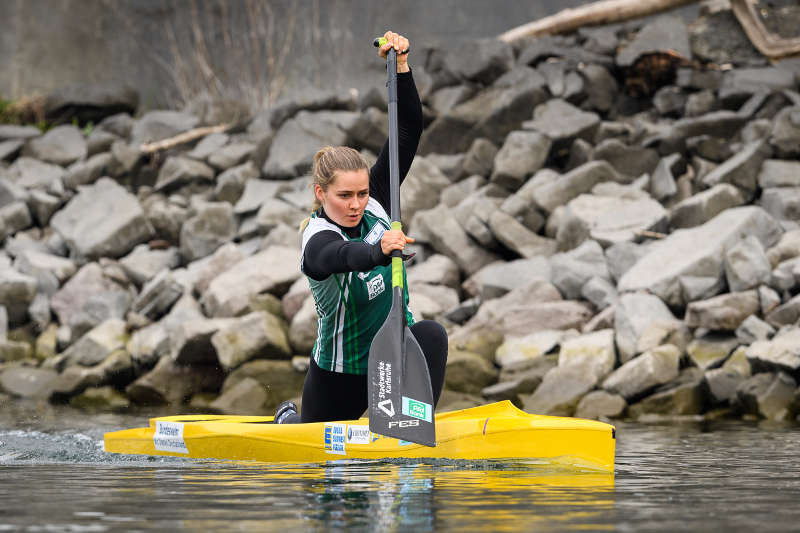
<box><xmin>301</xmin><ymin>216</ymin><xmax>345</xmax><ymax>254</ymax></box>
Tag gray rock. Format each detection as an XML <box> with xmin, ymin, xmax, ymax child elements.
<box><xmin>628</xmin><ymin>368</ymin><xmax>708</xmax><ymax>418</ymax></box>
<box><xmin>201</xmin><ymin>245</ymin><xmax>301</xmax><ymax>317</ymax></box>
<box><xmin>759</xmin><ymin>188</ymin><xmax>800</xmax><ymax>222</ymax></box>
<box><xmin>549</xmin><ymin>240</ymin><xmax>609</xmax><ymax>300</ymax></box>
<box><xmin>686</xmin><ymin>332</ymin><xmax>739</xmax><ymax>370</ymax></box>
<box><xmin>126</xmin><ymin>355</ymin><xmax>224</xmax><ymax>406</ymax></box>
<box><xmin>98</xmin><ymin>113</ymin><xmax>135</xmax><ymax>139</ymax></box>
<box><xmin>444</xmin><ymin>349</ymin><xmax>499</xmax><ymax>394</ymax></box>
<box><xmin>593</xmin><ymin>138</ymin><xmax>660</xmax><ymax>179</ymax></box>
<box><xmin>214</xmin><ymin>161</ymin><xmax>260</xmax><ymax>205</ymax></box>
<box><xmin>494</xmin><ymin>330</ymin><xmax>574</xmax><ymax>368</ymax></box>
<box><xmin>180</xmin><ymin>202</ymin><xmax>237</xmax><ymax>261</ymax></box>
<box><xmin>531</xmin><ymin>161</ymin><xmax>621</xmax><ymax>214</ymax></box>
<box><xmin>653</xmin><ymin>86</ymin><xmax>687</xmax><ymax>116</ymax></box>
<box><xmin>187</xmin><ymin>132</ymin><xmax>229</xmax><ymax>160</ymax></box>
<box><xmin>663</xmin><ymin>111</ymin><xmax>748</xmax><ymax>149</ymax></box>
<box><xmin>605</xmin><ymin>241</ymin><xmax>649</xmax><ymax>283</ymax></box>
<box><xmin>522</xmin><ymin>365</ymin><xmax>596</xmax><ymax>417</ymax></box>
<box><xmin>0</xmin><ymin>338</ymin><xmax>33</xmax><ymax>362</ymax></box>
<box><xmin>0</xmin><ymin>366</ymin><xmax>58</xmax><ymax>398</ymax></box>
<box><xmin>288</xmin><ymin>295</ymin><xmax>317</xmax><ymax>354</ymax></box>
<box><xmin>409</xmin><ymin>283</ymin><xmax>460</xmax><ymax>321</ymax></box>
<box><xmin>130</xmin><ymin>110</ymin><xmax>199</xmax><ymax>147</ymax></box>
<box><xmin>220</xmin><ymin>359</ymin><xmax>305</xmax><ymax>410</ymax></box>
<box><xmin>616</xmin><ymin>15</ymin><xmax>691</xmax><ymax>67</ymax></box>
<box><xmin>0</xmin><ymin>125</ymin><xmax>41</xmax><ymax>141</ymax></box>
<box><xmin>185</xmin><ymin>242</ymin><xmax>245</xmax><ymax>296</ymax></box>
<box><xmin>490</xmin><ymin>131</ymin><xmax>551</xmax><ymax>191</ymax></box>
<box><xmin>614</xmin><ymin>293</ymin><xmax>678</xmax><ymax>363</ymax></box>
<box><xmin>0</xmin><ymin>139</ymin><xmax>24</xmax><ymax>161</ymax></box>
<box><xmin>650</xmin><ymin>153</ymin><xmax>685</xmax><ymax>200</ymax></box>
<box><xmin>701</xmin><ymin>140</ymin><xmax>769</xmax><ymax>196</ymax></box>
<box><xmin>119</xmin><ymin>245</ymin><xmax>181</xmax><ymax>287</ymax></box>
<box><xmin>44</xmin><ymin>83</ymin><xmax>138</xmax><ymax>125</ymax></box>
<box><xmin>602</xmin><ymin>344</ymin><xmax>681</xmax><ymax>401</ymax></box>
<box><xmin>51</xmin><ymin>178</ymin><xmax>153</xmax><ymax>259</ymax></box>
<box><xmin>131</xmin><ymin>269</ymin><xmax>183</xmax><ymax>320</ymax></box>
<box><xmin>211</xmin><ymin>311</ymin><xmax>291</xmax><ymax>370</ymax></box>
<box><xmin>207</xmin><ymin>142</ymin><xmax>255</xmax><ymax>171</ymax></box>
<box><xmin>14</xmin><ymin>249</ymin><xmax>76</xmax><ymax>294</ymax></box>
<box><xmin>619</xmin><ymin>207</ymin><xmax>783</xmax><ymax>307</ymax></box>
<box><xmin>575</xmin><ymin>390</ymin><xmax>627</xmax><ymax>420</ymax></box>
<box><xmin>462</xmin><ymin>257</ymin><xmax>550</xmax><ymax>301</ymax></box>
<box><xmin>563</xmin><ymin>193</ymin><xmax>668</xmax><ymax>247</ymax></box>
<box><xmin>724</xmin><ymin>236</ymin><xmax>772</xmax><ymax>292</ymax></box>
<box><xmin>765</xmin><ymin>294</ymin><xmax>800</xmax><ymax>328</ymax></box>
<box><xmin>23</xmin><ymin>125</ymin><xmax>87</xmax><ymax>166</ymax></box>
<box><xmin>487</xmin><ymin>209</ymin><xmax>557</xmax><ymax>259</ymax></box>
<box><xmin>746</xmin><ymin>328</ymin><xmax>800</xmax><ymax>378</ymax></box>
<box><xmin>60</xmin><ymin>318</ymin><xmax>128</xmax><ymax>368</ymax></box>
<box><xmin>685</xmin><ymin>290</ymin><xmax>759</xmax><ymax>331</ymax></box>
<box><xmin>126</xmin><ymin>323</ymin><xmax>169</xmax><ymax>367</ymax></box>
<box><xmin>412</xmin><ymin>206</ymin><xmax>499</xmax><ymax>276</ymax></box>
<box><xmin>345</xmin><ymin>107</ymin><xmax>389</xmax><ymax>153</ymax></box>
<box><xmin>579</xmin><ymin>64</ymin><xmax>618</xmax><ymax>113</ymax></box>
<box><xmin>154</xmin><ymin>156</ymin><xmax>215</xmax><ymax>193</ymax></box>
<box><xmin>461</xmin><ymin>138</ymin><xmax>497</xmax><ymax>178</ymax></box>
<box><xmin>281</xmin><ymin>277</ymin><xmax>311</xmax><ymax>323</ymax></box>
<box><xmin>107</xmin><ymin>140</ymin><xmax>142</xmax><ymax>178</ymax></box>
<box><xmin>27</xmin><ymin>190</ymin><xmax>62</xmax><ymax>226</ymax></box>
<box><xmin>0</xmin><ymin>267</ymin><xmax>38</xmax><ymax>326</ymax></box>
<box><xmin>400</xmin><ymin>157</ymin><xmax>452</xmax><ymax>224</ymax></box>
<box><xmin>705</xmin><ymin>367</ymin><xmax>746</xmax><ymax>405</ymax></box>
<box><xmin>522</xmin><ymin>98</ymin><xmax>599</xmax><ymax>150</ymax></box>
<box><xmin>736</xmin><ymin>372</ymin><xmax>796</xmax><ymax>421</ymax></box>
<box><xmin>766</xmin><ymin>229</ymin><xmax>800</xmax><ymax>267</ymax></box>
<box><xmin>769</xmin><ymin>106</ymin><xmax>800</xmax><ymax>158</ymax></box>
<box><xmin>427</xmin><ymin>153</ymin><xmax>466</xmax><ymax>183</ymax></box>
<box><xmin>406</xmin><ymin>254</ymin><xmax>460</xmax><ymax>289</ymax></box>
<box><xmin>0</xmin><ymin>202</ymin><xmax>33</xmax><ymax>239</ymax></box>
<box><xmin>448</xmin><ymin>38</ymin><xmax>514</xmax><ymax>85</ymax></box>
<box><xmin>769</xmin><ymin>256</ymin><xmax>800</xmax><ymax>292</ymax></box>
<box><xmin>209</xmin><ymin>377</ymin><xmax>268</xmax><ymax>415</ymax></box>
<box><xmin>233</xmin><ymin>178</ymin><xmax>283</xmax><ymax>215</ymax></box>
<box><xmin>719</xmin><ymin>68</ymin><xmax>796</xmax><ymax>107</ymax></box>
<box><xmin>685</xmin><ymin>89</ymin><xmax>717</xmax><ymax>117</ymax></box>
<box><xmin>557</xmin><ymin>329</ymin><xmax>616</xmax><ymax>386</ymax></box>
<box><xmin>759</xmin><ymin>160</ymin><xmax>800</xmax><ymax>189</ymax></box>
<box><xmin>736</xmin><ymin>315</ymin><xmax>776</xmax><ymax>345</ymax></box>
<box><xmin>4</xmin><ymin>157</ymin><xmax>64</xmax><ymax>191</ymax></box>
<box><xmin>170</xmin><ymin>317</ymin><xmax>235</xmax><ymax>365</ymax></box>
<box><xmin>581</xmin><ymin>276</ymin><xmax>618</xmax><ymax>310</ymax></box>
<box><xmin>669</xmin><ymin>183</ymin><xmax>745</xmax><ymax>230</ymax></box>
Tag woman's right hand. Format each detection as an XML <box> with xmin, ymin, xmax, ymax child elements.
<box><xmin>380</xmin><ymin>229</ymin><xmax>415</xmax><ymax>256</ymax></box>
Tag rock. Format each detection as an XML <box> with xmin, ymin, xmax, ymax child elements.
<box><xmin>4</xmin><ymin>157</ymin><xmax>64</xmax><ymax>192</ymax></box>
<box><xmin>718</xmin><ymin>68</ymin><xmax>796</xmax><ymax>106</ymax></box>
<box><xmin>14</xmin><ymin>249</ymin><xmax>76</xmax><ymax>294</ymax></box>
<box><xmin>0</xmin><ymin>267</ymin><xmax>38</xmax><ymax>326</ymax></box>
<box><xmin>70</xmin><ymin>385</ymin><xmax>130</xmax><ymax>411</ymax></box>
<box><xmin>494</xmin><ymin>330</ymin><xmax>574</xmax><ymax>368</ymax></box>
<box><xmin>759</xmin><ymin>188</ymin><xmax>800</xmax><ymax>222</ymax></box>
<box><xmin>724</xmin><ymin>236</ymin><xmax>772</xmax><ymax>292</ymax></box>
<box><xmin>209</xmin><ymin>377</ymin><xmax>268</xmax><ymax>415</ymax></box>
<box><xmin>736</xmin><ymin>315</ymin><xmax>776</xmax><ymax>345</ymax></box>
<box><xmin>131</xmin><ymin>269</ymin><xmax>183</xmax><ymax>320</ymax></box>
<box><xmin>214</xmin><ymin>161</ymin><xmax>260</xmax><ymax>205</ymax></box>
<box><xmin>407</xmin><ymin>254</ymin><xmax>460</xmax><ymax>289</ymax></box>
<box><xmin>170</xmin><ymin>317</ymin><xmax>234</xmax><ymax>365</ymax></box>
<box><xmin>107</xmin><ymin>140</ymin><xmax>142</xmax><ymax>177</ymax></box>
<box><xmin>142</xmin><ymin>195</ymin><xmax>189</xmax><ymax>245</ymax></box>
<box><xmin>211</xmin><ymin>311</ymin><xmax>291</xmax><ymax>370</ymax></box>
<box><xmin>288</xmin><ymin>295</ymin><xmax>317</xmax><ymax>354</ymax></box>
<box><xmin>50</xmin><ymin>349</ymin><xmax>135</xmax><ymax>401</ymax></box>
<box><xmin>616</xmin><ymin>16</ymin><xmax>691</xmax><ymax>67</ymax></box>
<box><xmin>653</xmin><ymin>85</ymin><xmax>687</xmax><ymax>116</ymax></box>
<box><xmin>767</xmin><ymin>229</ymin><xmax>800</xmax><ymax>267</ymax></box>
<box><xmin>59</xmin><ymin>318</ymin><xmax>127</xmax><ymax>368</ymax></box>
<box><xmin>619</xmin><ymin>207</ymin><xmax>783</xmax><ymax>307</ymax></box>
<box><xmin>127</xmin><ymin>323</ymin><xmax>169</xmax><ymax>367</ymax></box>
<box><xmin>50</xmin><ymin>263</ymin><xmax>134</xmax><ymax>336</ymax></box>
<box><xmin>447</xmin><ymin>38</ymin><xmax>514</xmax><ymax>85</ymax></box>
<box><xmin>765</xmin><ymin>294</ymin><xmax>800</xmax><ymax>328</ymax></box>
<box><xmin>684</xmin><ymin>89</ymin><xmax>717</xmax><ymax>117</ymax></box>
<box><xmin>154</xmin><ymin>156</ymin><xmax>215</xmax><ymax>193</ymax></box>
<box><xmin>233</xmin><ymin>178</ymin><xmax>284</xmax><ymax>215</ymax></box>
<box><xmin>531</xmin><ymin>161</ymin><xmax>621</xmax><ymax>214</ymax></box>
<box><xmin>0</xmin><ymin>125</ymin><xmax>41</xmax><ymax>141</ymax></box>
<box><xmin>769</xmin><ymin>106</ymin><xmax>800</xmax><ymax>158</ymax></box>
<box><xmin>736</xmin><ymin>372</ymin><xmax>796</xmax><ymax>421</ymax></box>
<box><xmin>605</xmin><ymin>241</ymin><xmax>649</xmax><ymax>283</ymax></box>
<box><xmin>628</xmin><ymin>368</ymin><xmax>708</xmax><ymax>418</ymax></box>
<box><xmin>280</xmin><ymin>277</ymin><xmax>311</xmax><ymax>323</ymax></box>
<box><xmin>522</xmin><ymin>365</ymin><xmax>596</xmax><ymax>417</ymax></box>
<box><xmin>461</xmin><ymin>138</ymin><xmax>497</xmax><ymax>178</ymax></box>
<box><xmin>770</xmin><ymin>256</ymin><xmax>800</xmax><ymax>292</ymax></box>
<box><xmin>201</xmin><ymin>245</ymin><xmax>301</xmax><ymax>317</ymax></box>
<box><xmin>51</xmin><ymin>178</ymin><xmax>154</xmax><ymax>259</ymax></box>
<box><xmin>592</xmin><ymin>138</ymin><xmax>660</xmax><ymax>179</ymax></box>
<box><xmin>398</xmin><ymin>157</ymin><xmax>452</xmax><ymax>224</ymax></box>
<box><xmin>409</xmin><ymin>283</ymin><xmax>460</xmax><ymax>320</ymax></box>
<box><xmin>23</xmin><ymin>125</ymin><xmax>87</xmax><ymax>166</ymax></box>
<box><xmin>207</xmin><ymin>142</ymin><xmax>254</xmax><ymax>171</ymax></box>
<box><xmin>663</xmin><ymin>111</ymin><xmax>748</xmax><ymax>150</ymax></box>
<box><xmin>180</xmin><ymin>202</ymin><xmax>237</xmax><ymax>261</ymax></box>
<box><xmin>549</xmin><ymin>240</ymin><xmax>609</xmax><ymax>300</ymax></box>
<box><xmin>44</xmin><ymin>82</ymin><xmax>138</xmax><ymax>125</ymax></box>
<box><xmin>119</xmin><ymin>245</ymin><xmax>181</xmax><ymax>287</ymax></box>
<box><xmin>412</xmin><ymin>206</ymin><xmax>499</xmax><ymax>276</ymax></box>
<box><xmin>187</xmin><ymin>132</ymin><xmax>229</xmax><ymax>160</ymax></box>
<box><xmin>130</xmin><ymin>110</ymin><xmax>199</xmax><ymax>146</ymax></box>
<box><xmin>62</xmin><ymin>153</ymin><xmax>111</xmax><ymax>190</ymax></box>
<box><xmin>0</xmin><ymin>202</ymin><xmax>33</xmax><ymax>239</ymax></box>
<box><xmin>184</xmin><ymin>242</ymin><xmax>245</xmax><ymax>296</ymax></box>
<box><xmin>487</xmin><ymin>210</ymin><xmax>557</xmax><ymax>259</ymax></box>
<box><xmin>614</xmin><ymin>293</ymin><xmax>678</xmax><ymax>363</ymax></box>
<box><xmin>575</xmin><ymin>390</ymin><xmax>627</xmax><ymax>420</ymax></box>
<box><xmin>462</xmin><ymin>257</ymin><xmax>550</xmax><ymax>300</ymax></box>
<box><xmin>759</xmin><ymin>160</ymin><xmax>800</xmax><ymax>189</ymax></box>
<box><xmin>0</xmin><ymin>366</ymin><xmax>58</xmax><ymax>398</ymax></box>
<box><xmin>685</xmin><ymin>290</ymin><xmax>759</xmax><ymax>331</ymax></box>
<box><xmin>650</xmin><ymin>153</ymin><xmax>685</xmax><ymax>201</ymax></box>
<box><xmin>579</xmin><ymin>64</ymin><xmax>618</xmax><ymax>113</ymax></box>
<box><xmin>686</xmin><ymin>333</ymin><xmax>739</xmax><ymax>370</ymax></box>
<box><xmin>669</xmin><ymin>183</ymin><xmax>745</xmax><ymax>230</ymax></box>
<box><xmin>489</xmin><ymin>131</ymin><xmax>551</xmax><ymax>191</ymax></box>
<box><xmin>27</xmin><ymin>190</ymin><xmax>62</xmax><ymax>226</ymax></box>
<box><xmin>705</xmin><ymin>367</ymin><xmax>746</xmax><ymax>405</ymax></box>
<box><xmin>557</xmin><ymin>329</ymin><xmax>616</xmax><ymax>385</ymax></box>
<box><xmin>700</xmin><ymin>140</ymin><xmax>769</xmax><ymax>196</ymax></box>
<box><xmin>522</xmin><ymin>98</ymin><xmax>600</xmax><ymax>150</ymax></box>
<box><xmin>126</xmin><ymin>356</ymin><xmax>224</xmax><ymax>405</ymax></box>
<box><xmin>746</xmin><ymin>328</ymin><xmax>800</xmax><ymax>378</ymax></box>
<box><xmin>220</xmin><ymin>359</ymin><xmax>305</xmax><ymax>410</ymax></box>
<box><xmin>602</xmin><ymin>344</ymin><xmax>681</xmax><ymax>401</ymax></box>
<box><xmin>444</xmin><ymin>349</ymin><xmax>499</xmax><ymax>395</ymax></box>
<box><xmin>0</xmin><ymin>339</ymin><xmax>33</xmax><ymax>362</ymax></box>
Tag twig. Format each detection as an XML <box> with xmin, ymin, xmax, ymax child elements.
<box><xmin>637</xmin><ymin>230</ymin><xmax>668</xmax><ymax>240</ymax></box>
<box><xmin>139</xmin><ymin>123</ymin><xmax>232</xmax><ymax>154</ymax></box>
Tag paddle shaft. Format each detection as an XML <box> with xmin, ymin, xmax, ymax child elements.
<box><xmin>385</xmin><ymin>47</ymin><xmax>406</xmax><ymax>291</ymax></box>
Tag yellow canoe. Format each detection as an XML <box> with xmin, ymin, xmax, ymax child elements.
<box><xmin>104</xmin><ymin>401</ymin><xmax>615</xmax><ymax>472</ymax></box>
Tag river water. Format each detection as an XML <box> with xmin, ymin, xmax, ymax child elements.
<box><xmin>2</xmin><ymin>400</ymin><xmax>799</xmax><ymax>532</ymax></box>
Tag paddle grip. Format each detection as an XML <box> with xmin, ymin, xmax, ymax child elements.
<box><xmin>372</xmin><ymin>37</ymin><xmax>410</xmax><ymax>55</ymax></box>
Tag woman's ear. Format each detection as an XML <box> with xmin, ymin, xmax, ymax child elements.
<box><xmin>314</xmin><ymin>184</ymin><xmax>324</xmax><ymax>206</ymax></box>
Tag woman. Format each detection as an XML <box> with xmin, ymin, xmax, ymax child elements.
<box><xmin>276</xmin><ymin>31</ymin><xmax>448</xmax><ymax>424</ymax></box>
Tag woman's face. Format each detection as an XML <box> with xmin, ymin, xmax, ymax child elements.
<box><xmin>315</xmin><ymin>168</ymin><xmax>370</xmax><ymax>228</ymax></box>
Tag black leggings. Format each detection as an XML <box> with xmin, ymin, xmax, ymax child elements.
<box><xmin>299</xmin><ymin>320</ymin><xmax>448</xmax><ymax>423</ymax></box>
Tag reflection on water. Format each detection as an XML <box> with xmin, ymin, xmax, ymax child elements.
<box><xmin>2</xmin><ymin>400</ymin><xmax>800</xmax><ymax>531</ymax></box>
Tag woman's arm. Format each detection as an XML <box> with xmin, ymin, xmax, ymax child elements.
<box><xmin>302</xmin><ymin>231</ymin><xmax>389</xmax><ymax>281</ymax></box>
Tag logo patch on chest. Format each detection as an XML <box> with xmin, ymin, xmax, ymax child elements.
<box><xmin>366</xmin><ymin>274</ymin><xmax>386</xmax><ymax>300</ymax></box>
<box><xmin>364</xmin><ymin>223</ymin><xmax>386</xmax><ymax>245</ymax></box>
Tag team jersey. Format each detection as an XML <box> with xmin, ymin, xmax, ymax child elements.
<box><xmin>301</xmin><ymin>197</ymin><xmax>414</xmax><ymax>375</ymax></box>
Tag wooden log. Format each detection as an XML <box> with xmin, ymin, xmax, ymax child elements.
<box><xmin>139</xmin><ymin>123</ymin><xmax>232</xmax><ymax>154</ymax></box>
<box><xmin>498</xmin><ymin>0</ymin><xmax>699</xmax><ymax>43</ymax></box>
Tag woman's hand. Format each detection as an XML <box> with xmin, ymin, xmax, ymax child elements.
<box><xmin>380</xmin><ymin>229</ymin><xmax>415</xmax><ymax>256</ymax></box>
<box><xmin>378</xmin><ymin>30</ymin><xmax>410</xmax><ymax>73</ymax></box>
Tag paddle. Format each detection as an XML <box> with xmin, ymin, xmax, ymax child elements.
<box><xmin>367</xmin><ymin>37</ymin><xmax>436</xmax><ymax>447</ymax></box>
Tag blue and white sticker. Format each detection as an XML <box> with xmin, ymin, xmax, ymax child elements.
<box><xmin>364</xmin><ymin>223</ymin><xmax>386</xmax><ymax>245</ymax></box>
<box><xmin>153</xmin><ymin>421</ymin><xmax>189</xmax><ymax>454</ymax></box>
<box><xmin>402</xmin><ymin>396</ymin><xmax>433</xmax><ymax>423</ymax></box>
<box><xmin>346</xmin><ymin>424</ymin><xmax>372</xmax><ymax>445</ymax></box>
<box><xmin>324</xmin><ymin>423</ymin><xmax>346</xmax><ymax>455</ymax></box>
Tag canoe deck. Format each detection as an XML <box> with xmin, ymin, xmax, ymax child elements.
<box><xmin>104</xmin><ymin>401</ymin><xmax>615</xmax><ymax>472</ymax></box>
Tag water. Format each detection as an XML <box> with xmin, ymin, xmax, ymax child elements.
<box><xmin>2</xmin><ymin>400</ymin><xmax>800</xmax><ymax>532</ymax></box>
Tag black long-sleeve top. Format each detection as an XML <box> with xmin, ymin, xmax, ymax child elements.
<box><xmin>302</xmin><ymin>70</ymin><xmax>423</xmax><ymax>281</ymax></box>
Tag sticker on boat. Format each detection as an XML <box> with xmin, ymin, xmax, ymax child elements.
<box><xmin>402</xmin><ymin>396</ymin><xmax>432</xmax><ymax>423</ymax></box>
<box><xmin>153</xmin><ymin>421</ymin><xmax>188</xmax><ymax>454</ymax></box>
<box><xmin>346</xmin><ymin>425</ymin><xmax>372</xmax><ymax>445</ymax></box>
<box><xmin>324</xmin><ymin>423</ymin><xmax>346</xmax><ymax>455</ymax></box>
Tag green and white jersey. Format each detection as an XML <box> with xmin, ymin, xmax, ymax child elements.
<box><xmin>301</xmin><ymin>197</ymin><xmax>414</xmax><ymax>375</ymax></box>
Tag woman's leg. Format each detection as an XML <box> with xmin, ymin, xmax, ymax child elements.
<box><xmin>300</xmin><ymin>358</ymin><xmax>369</xmax><ymax>423</ymax></box>
<box><xmin>409</xmin><ymin>320</ymin><xmax>448</xmax><ymax>407</ymax></box>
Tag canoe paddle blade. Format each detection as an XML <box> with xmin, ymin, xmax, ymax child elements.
<box><xmin>368</xmin><ymin>289</ymin><xmax>436</xmax><ymax>447</ymax></box>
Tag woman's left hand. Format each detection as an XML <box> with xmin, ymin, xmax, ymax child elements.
<box><xmin>378</xmin><ymin>30</ymin><xmax>410</xmax><ymax>73</ymax></box>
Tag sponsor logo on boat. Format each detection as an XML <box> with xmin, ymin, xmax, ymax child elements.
<box><xmin>346</xmin><ymin>425</ymin><xmax>372</xmax><ymax>445</ymax></box>
<box><xmin>153</xmin><ymin>421</ymin><xmax>188</xmax><ymax>454</ymax></box>
<box><xmin>324</xmin><ymin>423</ymin><xmax>346</xmax><ymax>455</ymax></box>
<box><xmin>402</xmin><ymin>396</ymin><xmax>432</xmax><ymax>423</ymax></box>
<box><xmin>388</xmin><ymin>419</ymin><xmax>419</xmax><ymax>428</ymax></box>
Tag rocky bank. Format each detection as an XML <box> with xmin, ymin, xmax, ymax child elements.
<box><xmin>1</xmin><ymin>8</ymin><xmax>800</xmax><ymax>423</ymax></box>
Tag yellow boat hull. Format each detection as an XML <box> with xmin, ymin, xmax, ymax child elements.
<box><xmin>104</xmin><ymin>401</ymin><xmax>615</xmax><ymax>472</ymax></box>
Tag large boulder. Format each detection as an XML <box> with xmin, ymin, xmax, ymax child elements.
<box><xmin>562</xmin><ymin>192</ymin><xmax>668</xmax><ymax>247</ymax></box>
<box><xmin>210</xmin><ymin>311</ymin><xmax>292</xmax><ymax>370</ymax></box>
<box><xmin>557</xmin><ymin>329</ymin><xmax>616</xmax><ymax>386</ymax></box>
<box><xmin>746</xmin><ymin>328</ymin><xmax>800</xmax><ymax>379</ymax></box>
<box><xmin>668</xmin><ymin>183</ymin><xmax>745</xmax><ymax>230</ymax></box>
<box><xmin>522</xmin><ymin>98</ymin><xmax>600</xmax><ymax>150</ymax></box>
<box><xmin>220</xmin><ymin>359</ymin><xmax>305</xmax><ymax>410</ymax></box>
<box><xmin>521</xmin><ymin>365</ymin><xmax>596</xmax><ymax>416</ymax></box>
<box><xmin>59</xmin><ymin>318</ymin><xmax>128</xmax><ymax>368</ymax></box>
<box><xmin>45</xmin><ymin>82</ymin><xmax>139</xmax><ymax>125</ymax></box>
<box><xmin>618</xmin><ymin>207</ymin><xmax>783</xmax><ymax>307</ymax></box>
<box><xmin>0</xmin><ymin>267</ymin><xmax>38</xmax><ymax>326</ymax></box>
<box><xmin>489</xmin><ymin>131</ymin><xmax>551</xmax><ymax>191</ymax></box>
<box><xmin>23</xmin><ymin>125</ymin><xmax>87</xmax><ymax>166</ymax></box>
<box><xmin>50</xmin><ymin>178</ymin><xmax>154</xmax><ymax>259</ymax></box>
<box><xmin>444</xmin><ymin>349</ymin><xmax>499</xmax><ymax>394</ymax></box>
<box><xmin>601</xmin><ymin>344</ymin><xmax>681</xmax><ymax>401</ymax></box>
<box><xmin>614</xmin><ymin>292</ymin><xmax>678</xmax><ymax>363</ymax></box>
<box><xmin>180</xmin><ymin>202</ymin><xmax>237</xmax><ymax>261</ymax></box>
<box><xmin>684</xmin><ymin>290</ymin><xmax>760</xmax><ymax>331</ymax></box>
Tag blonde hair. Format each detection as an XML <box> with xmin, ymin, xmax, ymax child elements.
<box><xmin>300</xmin><ymin>146</ymin><xmax>369</xmax><ymax>232</ymax></box>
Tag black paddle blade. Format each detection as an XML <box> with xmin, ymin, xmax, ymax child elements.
<box><xmin>368</xmin><ymin>293</ymin><xmax>436</xmax><ymax>447</ymax></box>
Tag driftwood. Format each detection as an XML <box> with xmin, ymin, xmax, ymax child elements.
<box><xmin>139</xmin><ymin>123</ymin><xmax>232</xmax><ymax>154</ymax></box>
<box><xmin>497</xmin><ymin>0</ymin><xmax>699</xmax><ymax>43</ymax></box>
<box><xmin>731</xmin><ymin>0</ymin><xmax>800</xmax><ymax>58</ymax></box>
